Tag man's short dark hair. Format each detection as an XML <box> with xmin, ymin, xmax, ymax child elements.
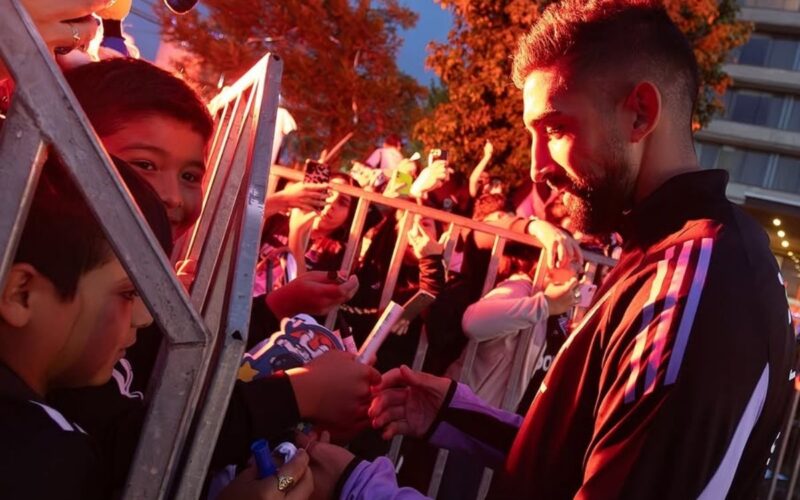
<box><xmin>65</xmin><ymin>58</ymin><xmax>214</xmax><ymax>143</ymax></box>
<box><xmin>14</xmin><ymin>155</ymin><xmax>173</xmax><ymax>300</ymax></box>
<box><xmin>513</xmin><ymin>0</ymin><xmax>700</xmax><ymax>119</ymax></box>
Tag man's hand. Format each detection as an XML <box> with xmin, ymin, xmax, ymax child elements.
<box><xmin>410</xmin><ymin>160</ymin><xmax>448</xmax><ymax>199</ymax></box>
<box><xmin>217</xmin><ymin>449</ymin><xmax>314</xmax><ymax>500</ymax></box>
<box><xmin>368</xmin><ymin>365</ymin><xmax>451</xmax><ymax>440</ymax></box>
<box><xmin>296</xmin><ymin>432</ymin><xmax>355</xmax><ymax>500</ymax></box>
<box><xmin>527</xmin><ymin>219</ymin><xmax>583</xmax><ymax>269</ymax></box>
<box><xmin>265</xmin><ymin>271</ymin><xmax>358</xmax><ymax>318</ymax></box>
<box><xmin>265</xmin><ymin>183</ymin><xmax>328</xmax><ymax>218</ymax></box>
<box><xmin>288</xmin><ymin>351</ymin><xmax>381</xmax><ymax>432</ymax></box>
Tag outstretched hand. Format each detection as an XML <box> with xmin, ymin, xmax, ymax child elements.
<box><xmin>368</xmin><ymin>365</ymin><xmax>451</xmax><ymax>440</ymax></box>
<box><xmin>265</xmin><ymin>183</ymin><xmax>328</xmax><ymax>218</ymax></box>
<box><xmin>288</xmin><ymin>351</ymin><xmax>380</xmax><ymax>434</ymax></box>
<box><xmin>265</xmin><ymin>271</ymin><xmax>359</xmax><ymax>318</ymax></box>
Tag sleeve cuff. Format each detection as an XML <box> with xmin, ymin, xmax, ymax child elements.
<box><xmin>422</xmin><ymin>379</ymin><xmax>458</xmax><ymax>442</ymax></box>
<box><xmin>334</xmin><ymin>457</ymin><xmax>363</xmax><ymax>499</ymax></box>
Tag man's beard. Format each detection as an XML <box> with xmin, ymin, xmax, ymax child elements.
<box><xmin>562</xmin><ymin>161</ymin><xmax>633</xmax><ymax>236</ymax></box>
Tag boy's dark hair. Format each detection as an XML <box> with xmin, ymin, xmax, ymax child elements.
<box><xmin>64</xmin><ymin>58</ymin><xmax>214</xmax><ymax>143</ymax></box>
<box><xmin>513</xmin><ymin>0</ymin><xmax>700</xmax><ymax>120</ymax></box>
<box><xmin>14</xmin><ymin>155</ymin><xmax>173</xmax><ymax>300</ymax></box>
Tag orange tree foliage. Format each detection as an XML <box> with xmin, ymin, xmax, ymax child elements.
<box><xmin>158</xmin><ymin>0</ymin><xmax>425</xmax><ymax>164</ymax></box>
<box><xmin>414</xmin><ymin>0</ymin><xmax>751</xmax><ymax>186</ymax></box>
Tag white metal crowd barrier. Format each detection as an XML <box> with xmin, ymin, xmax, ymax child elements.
<box><xmin>0</xmin><ymin>1</ymin><xmax>282</xmax><ymax>498</ymax></box>
<box><xmin>268</xmin><ymin>164</ymin><xmax>616</xmax><ymax>498</ymax></box>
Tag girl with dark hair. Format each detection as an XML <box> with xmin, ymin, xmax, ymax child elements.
<box><xmin>254</xmin><ymin>173</ymin><xmax>359</xmax><ymax>294</ymax></box>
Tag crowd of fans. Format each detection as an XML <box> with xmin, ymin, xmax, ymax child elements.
<box><xmin>0</xmin><ymin>1</ymin><xmax>796</xmax><ymax>500</ymax></box>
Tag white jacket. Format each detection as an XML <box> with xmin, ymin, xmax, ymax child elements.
<box><xmin>446</xmin><ymin>273</ymin><xmax>549</xmax><ymax>408</ymax></box>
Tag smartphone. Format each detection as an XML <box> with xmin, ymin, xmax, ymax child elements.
<box><xmin>577</xmin><ymin>281</ymin><xmax>597</xmax><ymax>309</ymax></box>
<box><xmin>303</xmin><ymin>159</ymin><xmax>331</xmax><ymax>184</ymax></box>
<box><xmin>429</xmin><ymin>148</ymin><xmax>448</xmax><ymax>163</ymax></box>
<box><xmin>399</xmin><ymin>290</ymin><xmax>436</xmax><ymax>324</ymax></box>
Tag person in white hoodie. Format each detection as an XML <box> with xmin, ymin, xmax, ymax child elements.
<box><xmin>446</xmin><ymin>240</ymin><xmax>580</xmax><ymax>409</ymax></box>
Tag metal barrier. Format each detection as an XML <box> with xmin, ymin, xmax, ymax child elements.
<box><xmin>174</xmin><ymin>55</ymin><xmax>283</xmax><ymax>499</ymax></box>
<box><xmin>268</xmin><ymin>164</ymin><xmax>616</xmax><ymax>498</ymax></box>
<box><xmin>0</xmin><ymin>2</ymin><xmax>282</xmax><ymax>498</ymax></box>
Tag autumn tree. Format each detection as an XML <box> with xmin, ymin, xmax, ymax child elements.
<box><xmin>157</xmin><ymin>0</ymin><xmax>425</xmax><ymax>164</ymax></box>
<box><xmin>414</xmin><ymin>0</ymin><xmax>751</xmax><ymax>186</ymax></box>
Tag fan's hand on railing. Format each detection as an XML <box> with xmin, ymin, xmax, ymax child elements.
<box><xmin>264</xmin><ymin>182</ymin><xmax>328</xmax><ymax>219</ymax></box>
<box><xmin>217</xmin><ymin>449</ymin><xmax>313</xmax><ymax>500</ymax></box>
<box><xmin>527</xmin><ymin>219</ymin><xmax>583</xmax><ymax>269</ymax></box>
<box><xmin>369</xmin><ymin>365</ymin><xmax>451</xmax><ymax>440</ymax></box>
<box><xmin>288</xmin><ymin>351</ymin><xmax>380</xmax><ymax>435</ymax></box>
<box><xmin>408</xmin><ymin>217</ymin><xmax>444</xmax><ymax>259</ymax></box>
<box><xmin>265</xmin><ymin>271</ymin><xmax>358</xmax><ymax>318</ymax></box>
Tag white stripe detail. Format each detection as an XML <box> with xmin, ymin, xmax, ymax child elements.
<box><xmin>665</xmin><ymin>238</ymin><xmax>714</xmax><ymax>385</ymax></box>
<box><xmin>29</xmin><ymin>401</ymin><xmax>74</xmax><ymax>432</ymax></box>
<box><xmin>624</xmin><ymin>246</ymin><xmax>675</xmax><ymax>404</ymax></box>
<box><xmin>556</xmin><ymin>287</ymin><xmax>614</xmax><ymax>354</ymax></box>
<box><xmin>698</xmin><ymin>364</ymin><xmax>769</xmax><ymax>500</ymax></box>
<box><xmin>112</xmin><ymin>359</ymin><xmax>143</xmax><ymax>400</ymax></box>
<box><xmin>643</xmin><ymin>240</ymin><xmax>695</xmax><ymax>396</ymax></box>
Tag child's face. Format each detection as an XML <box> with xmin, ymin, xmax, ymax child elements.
<box><xmin>101</xmin><ymin>115</ymin><xmax>207</xmax><ymax>241</ymax></box>
<box><xmin>54</xmin><ymin>258</ymin><xmax>153</xmax><ymax>388</ymax></box>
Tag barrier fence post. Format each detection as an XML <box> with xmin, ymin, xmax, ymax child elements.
<box><xmin>175</xmin><ymin>54</ymin><xmax>283</xmax><ymax>499</ymax></box>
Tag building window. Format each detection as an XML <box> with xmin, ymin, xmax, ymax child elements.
<box><xmin>731</xmin><ymin>34</ymin><xmax>800</xmax><ymax>71</ymax></box>
<box><xmin>706</xmin><ymin>146</ymin><xmax>770</xmax><ymax>187</ymax></box>
<box><xmin>725</xmin><ymin>89</ymin><xmax>787</xmax><ymax>128</ymax></box>
<box><xmin>737</xmin><ymin>0</ymin><xmax>800</xmax><ymax>11</ymax></box>
<box><xmin>772</xmin><ymin>156</ymin><xmax>800</xmax><ymax>193</ymax></box>
<box><xmin>787</xmin><ymin>100</ymin><xmax>800</xmax><ymax>132</ymax></box>
<box><xmin>698</xmin><ymin>142</ymin><xmax>800</xmax><ymax>194</ymax></box>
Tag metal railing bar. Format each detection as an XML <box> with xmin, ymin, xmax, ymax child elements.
<box><xmin>270</xmin><ymin>166</ymin><xmax>615</xmax><ymax>268</ymax></box>
<box><xmin>207</xmin><ymin>101</ymin><xmax>231</xmax><ymax>165</ymax></box>
<box><xmin>0</xmin><ymin>100</ymin><xmax>46</xmax><ymax>287</ymax></box>
<box><xmin>190</xmin><ymin>90</ymin><xmax>258</xmax><ymax>310</ymax></box>
<box><xmin>184</xmin><ymin>89</ymin><xmax>249</xmax><ymax>265</ymax></box>
<box><xmin>177</xmin><ymin>55</ymin><xmax>281</xmax><ymax>498</ymax></box>
<box><xmin>378</xmin><ymin>209</ymin><xmax>415</xmax><ymax>310</ymax></box>
<box><xmin>325</xmin><ymin>196</ymin><xmax>371</xmax><ymax>329</ymax></box>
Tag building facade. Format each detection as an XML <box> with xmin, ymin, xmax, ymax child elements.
<box><xmin>695</xmin><ymin>0</ymin><xmax>800</xmax><ymax>297</ymax></box>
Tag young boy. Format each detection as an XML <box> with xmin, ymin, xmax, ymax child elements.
<box><xmin>49</xmin><ymin>58</ymin><xmax>378</xmax><ymax>490</ymax></box>
<box><xmin>0</xmin><ymin>155</ymin><xmax>313</xmax><ymax>499</ymax></box>
<box><xmin>0</xmin><ymin>155</ymin><xmax>172</xmax><ymax>498</ymax></box>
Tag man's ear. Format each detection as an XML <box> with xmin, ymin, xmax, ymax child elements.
<box><xmin>0</xmin><ymin>264</ymin><xmax>37</xmax><ymax>328</ymax></box>
<box><xmin>624</xmin><ymin>81</ymin><xmax>661</xmax><ymax>143</ymax></box>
